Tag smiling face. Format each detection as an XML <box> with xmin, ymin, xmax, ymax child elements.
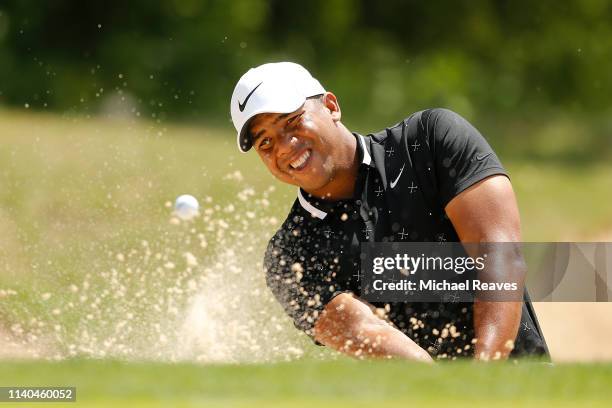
<box><xmin>247</xmin><ymin>92</ymin><xmax>358</xmax><ymax>198</ymax></box>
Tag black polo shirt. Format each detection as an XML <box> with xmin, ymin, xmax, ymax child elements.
<box><xmin>264</xmin><ymin>108</ymin><xmax>549</xmax><ymax>359</ymax></box>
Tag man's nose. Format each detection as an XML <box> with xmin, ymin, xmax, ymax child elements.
<box><xmin>276</xmin><ymin>133</ymin><xmax>299</xmax><ymax>158</ymax></box>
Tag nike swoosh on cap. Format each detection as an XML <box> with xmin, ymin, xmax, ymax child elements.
<box><xmin>238</xmin><ymin>82</ymin><xmax>263</xmax><ymax>112</ymax></box>
<box><xmin>390</xmin><ymin>163</ymin><xmax>406</xmax><ymax>189</ymax></box>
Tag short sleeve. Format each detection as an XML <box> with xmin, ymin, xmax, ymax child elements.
<box><xmin>263</xmin><ymin>225</ymin><xmax>351</xmax><ymax>340</ymax></box>
<box><xmin>424</xmin><ymin>108</ymin><xmax>508</xmax><ymax>207</ymax></box>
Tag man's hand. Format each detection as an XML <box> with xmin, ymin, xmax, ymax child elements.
<box><xmin>313</xmin><ymin>293</ymin><xmax>433</xmax><ymax>362</ymax></box>
<box><xmin>446</xmin><ymin>175</ymin><xmax>523</xmax><ymax>360</ymax></box>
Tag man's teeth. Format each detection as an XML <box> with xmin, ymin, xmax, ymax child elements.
<box><xmin>290</xmin><ymin>150</ymin><xmax>310</xmax><ymax>169</ymax></box>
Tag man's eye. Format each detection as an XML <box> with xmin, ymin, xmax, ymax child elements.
<box><xmin>259</xmin><ymin>138</ymin><xmax>271</xmax><ymax>149</ymax></box>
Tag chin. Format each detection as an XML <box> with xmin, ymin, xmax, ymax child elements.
<box><xmin>277</xmin><ymin>167</ymin><xmax>332</xmax><ymax>192</ymax></box>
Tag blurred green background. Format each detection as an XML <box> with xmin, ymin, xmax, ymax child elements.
<box><xmin>1</xmin><ymin>1</ymin><xmax>611</xmax><ymax>160</ymax></box>
<box><xmin>0</xmin><ymin>0</ymin><xmax>611</xmax><ymax>158</ymax></box>
<box><xmin>0</xmin><ymin>1</ymin><xmax>611</xmax><ymax>405</ymax></box>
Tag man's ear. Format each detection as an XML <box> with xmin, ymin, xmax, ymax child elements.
<box><xmin>323</xmin><ymin>92</ymin><xmax>341</xmax><ymax>122</ymax></box>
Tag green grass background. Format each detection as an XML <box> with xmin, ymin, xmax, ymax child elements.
<box><xmin>3</xmin><ymin>359</ymin><xmax>612</xmax><ymax>407</ymax></box>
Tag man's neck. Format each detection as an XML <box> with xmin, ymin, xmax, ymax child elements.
<box><xmin>304</xmin><ymin>125</ymin><xmax>360</xmax><ymax>201</ymax></box>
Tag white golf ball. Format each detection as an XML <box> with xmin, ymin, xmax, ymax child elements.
<box><xmin>174</xmin><ymin>194</ymin><xmax>199</xmax><ymax>220</ymax></box>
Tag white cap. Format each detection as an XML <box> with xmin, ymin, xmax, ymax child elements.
<box><xmin>230</xmin><ymin>62</ymin><xmax>325</xmax><ymax>152</ymax></box>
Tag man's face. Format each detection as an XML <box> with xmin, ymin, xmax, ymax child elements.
<box><xmin>247</xmin><ymin>94</ymin><xmax>343</xmax><ymax>192</ymax></box>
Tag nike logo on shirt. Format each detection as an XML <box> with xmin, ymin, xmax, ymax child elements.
<box><xmin>475</xmin><ymin>152</ymin><xmax>492</xmax><ymax>161</ymax></box>
<box><xmin>390</xmin><ymin>163</ymin><xmax>405</xmax><ymax>188</ymax></box>
<box><xmin>238</xmin><ymin>82</ymin><xmax>263</xmax><ymax>112</ymax></box>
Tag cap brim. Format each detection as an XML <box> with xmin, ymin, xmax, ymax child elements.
<box><xmin>237</xmin><ymin>118</ymin><xmax>254</xmax><ymax>153</ymax></box>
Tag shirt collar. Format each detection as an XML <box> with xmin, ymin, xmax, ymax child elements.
<box><xmin>297</xmin><ymin>133</ymin><xmax>373</xmax><ymax>220</ymax></box>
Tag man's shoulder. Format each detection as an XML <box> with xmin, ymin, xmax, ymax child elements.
<box><xmin>266</xmin><ymin>198</ymin><xmax>301</xmax><ymax>242</ymax></box>
<box><xmin>264</xmin><ymin>198</ymin><xmax>315</xmax><ymax>259</ymax></box>
<box><xmin>366</xmin><ymin>108</ymin><xmax>452</xmax><ymax>141</ymax></box>
<box><xmin>263</xmin><ymin>197</ymin><xmax>330</xmax><ymax>284</ymax></box>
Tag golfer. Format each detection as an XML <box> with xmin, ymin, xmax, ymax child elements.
<box><xmin>230</xmin><ymin>62</ymin><xmax>549</xmax><ymax>361</ymax></box>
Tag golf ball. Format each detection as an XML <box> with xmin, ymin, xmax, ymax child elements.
<box><xmin>174</xmin><ymin>194</ymin><xmax>199</xmax><ymax>220</ymax></box>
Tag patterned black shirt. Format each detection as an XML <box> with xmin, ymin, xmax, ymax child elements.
<box><xmin>264</xmin><ymin>108</ymin><xmax>549</xmax><ymax>359</ymax></box>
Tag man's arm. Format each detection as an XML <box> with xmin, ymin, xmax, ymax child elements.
<box><xmin>445</xmin><ymin>174</ymin><xmax>523</xmax><ymax>360</ymax></box>
<box><xmin>313</xmin><ymin>293</ymin><xmax>433</xmax><ymax>362</ymax></box>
